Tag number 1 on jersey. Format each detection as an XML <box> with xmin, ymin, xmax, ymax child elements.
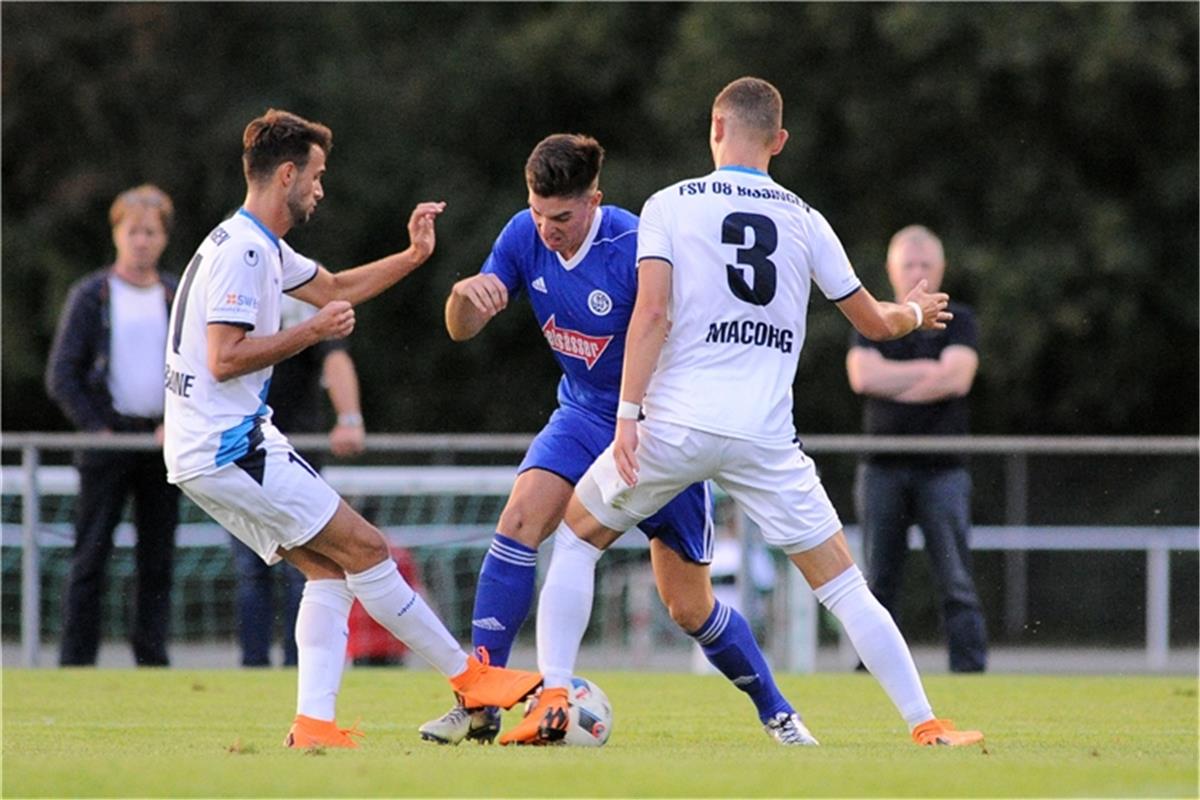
<box><xmin>722</xmin><ymin>212</ymin><xmax>778</xmax><ymax>306</ymax></box>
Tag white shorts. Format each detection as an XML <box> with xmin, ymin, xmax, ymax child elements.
<box><xmin>577</xmin><ymin>419</ymin><xmax>842</xmax><ymax>554</ymax></box>
<box><xmin>178</xmin><ymin>435</ymin><xmax>340</xmax><ymax>565</ymax></box>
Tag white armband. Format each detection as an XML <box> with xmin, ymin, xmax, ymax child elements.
<box><xmin>906</xmin><ymin>301</ymin><xmax>923</xmax><ymax>330</ymax></box>
<box><xmin>616</xmin><ymin>401</ymin><xmax>641</xmax><ymax>420</ymax></box>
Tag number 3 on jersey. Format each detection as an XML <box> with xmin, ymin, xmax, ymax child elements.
<box><xmin>722</xmin><ymin>212</ymin><xmax>777</xmax><ymax>306</ymax></box>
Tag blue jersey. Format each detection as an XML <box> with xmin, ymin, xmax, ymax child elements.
<box><xmin>482</xmin><ymin>205</ymin><xmax>638</xmax><ymax>422</ymax></box>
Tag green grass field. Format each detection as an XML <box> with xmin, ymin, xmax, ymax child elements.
<box><xmin>2</xmin><ymin>668</ymin><xmax>1196</xmax><ymax>798</ymax></box>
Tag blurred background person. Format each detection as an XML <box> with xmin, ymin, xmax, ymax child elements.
<box><xmin>228</xmin><ymin>293</ymin><xmax>366</xmax><ymax>667</ymax></box>
<box><xmin>45</xmin><ymin>184</ymin><xmax>180</xmax><ymax>667</ymax></box>
<box><xmin>846</xmin><ymin>225</ymin><xmax>987</xmax><ymax>673</ymax></box>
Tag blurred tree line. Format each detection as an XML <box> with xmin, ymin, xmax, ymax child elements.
<box><xmin>3</xmin><ymin>3</ymin><xmax>1197</xmax><ymax>436</ymax></box>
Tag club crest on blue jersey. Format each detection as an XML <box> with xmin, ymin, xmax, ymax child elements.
<box><xmin>587</xmin><ymin>289</ymin><xmax>613</xmax><ymax>316</ymax></box>
<box><xmin>541</xmin><ymin>314</ymin><xmax>612</xmax><ymax>370</ymax></box>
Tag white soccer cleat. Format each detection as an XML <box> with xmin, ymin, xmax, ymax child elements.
<box><xmin>764</xmin><ymin>711</ymin><xmax>820</xmax><ymax>746</ymax></box>
<box><xmin>418</xmin><ymin>703</ymin><xmax>501</xmax><ymax>745</ymax></box>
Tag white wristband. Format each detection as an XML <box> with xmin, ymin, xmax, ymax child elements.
<box><xmin>906</xmin><ymin>301</ymin><xmax>923</xmax><ymax>330</ymax></box>
<box><xmin>337</xmin><ymin>413</ymin><xmax>363</xmax><ymax>427</ymax></box>
<box><xmin>616</xmin><ymin>401</ymin><xmax>641</xmax><ymax>420</ymax></box>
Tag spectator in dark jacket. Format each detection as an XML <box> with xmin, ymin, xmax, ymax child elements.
<box><xmin>46</xmin><ymin>184</ymin><xmax>180</xmax><ymax>666</ymax></box>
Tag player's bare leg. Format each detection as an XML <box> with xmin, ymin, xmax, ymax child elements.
<box><xmin>421</xmin><ymin>469</ymin><xmax>572</xmax><ymax>745</ymax></box>
<box><xmin>790</xmin><ymin>531</ymin><xmax>982</xmax><ymax>746</ymax></box>
<box><xmin>652</xmin><ymin>540</ymin><xmax>817</xmax><ymax>745</ymax></box>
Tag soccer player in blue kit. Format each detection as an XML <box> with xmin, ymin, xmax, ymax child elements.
<box><xmin>419</xmin><ymin>134</ymin><xmax>816</xmax><ymax>746</ymax></box>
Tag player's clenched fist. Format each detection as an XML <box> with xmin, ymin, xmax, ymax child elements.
<box><xmin>451</xmin><ymin>273</ymin><xmax>509</xmax><ymax>318</ymax></box>
<box><xmin>312</xmin><ymin>300</ymin><xmax>355</xmax><ymax>340</ymax></box>
<box><xmin>407</xmin><ymin>201</ymin><xmax>447</xmax><ymax>264</ymax></box>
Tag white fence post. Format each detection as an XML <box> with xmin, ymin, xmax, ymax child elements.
<box><xmin>21</xmin><ymin>444</ymin><xmax>41</xmax><ymax>668</ymax></box>
<box><xmin>1146</xmin><ymin>545</ymin><xmax>1170</xmax><ymax>671</ymax></box>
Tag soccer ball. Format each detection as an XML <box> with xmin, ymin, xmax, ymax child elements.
<box><xmin>562</xmin><ymin>676</ymin><xmax>612</xmax><ymax>747</ymax></box>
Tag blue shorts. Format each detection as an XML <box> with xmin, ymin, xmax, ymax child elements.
<box><xmin>519</xmin><ymin>404</ymin><xmax>713</xmax><ymax>564</ymax></box>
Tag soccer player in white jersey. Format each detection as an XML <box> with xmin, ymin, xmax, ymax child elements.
<box><xmin>163</xmin><ymin>109</ymin><xmax>541</xmax><ymax>749</ymax></box>
<box><xmin>421</xmin><ymin>134</ymin><xmax>807</xmax><ymax>747</ymax></box>
<box><xmin>543</xmin><ymin>78</ymin><xmax>985</xmax><ymax>747</ymax></box>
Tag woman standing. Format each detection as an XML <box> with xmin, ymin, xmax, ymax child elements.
<box><xmin>46</xmin><ymin>184</ymin><xmax>180</xmax><ymax>666</ymax></box>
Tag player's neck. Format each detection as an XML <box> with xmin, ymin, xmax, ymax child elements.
<box><xmin>241</xmin><ymin>193</ymin><xmax>293</xmax><ymax>239</ymax></box>
<box><xmin>714</xmin><ymin>144</ymin><xmax>771</xmax><ymax>175</ymax></box>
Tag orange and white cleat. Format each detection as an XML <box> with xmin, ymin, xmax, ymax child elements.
<box><xmin>911</xmin><ymin>718</ymin><xmax>984</xmax><ymax>747</ymax></box>
<box><xmin>498</xmin><ymin>686</ymin><xmax>569</xmax><ymax>745</ymax></box>
<box><xmin>284</xmin><ymin>714</ymin><xmax>365</xmax><ymax>749</ymax></box>
<box><xmin>449</xmin><ymin>647</ymin><xmax>543</xmax><ymax>711</ymax></box>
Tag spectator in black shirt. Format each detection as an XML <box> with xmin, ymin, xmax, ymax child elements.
<box><xmin>846</xmin><ymin>225</ymin><xmax>987</xmax><ymax>672</ymax></box>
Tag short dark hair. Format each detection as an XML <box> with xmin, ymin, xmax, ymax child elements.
<box><xmin>524</xmin><ymin>134</ymin><xmax>604</xmax><ymax>198</ymax></box>
<box><xmin>713</xmin><ymin>77</ymin><xmax>783</xmax><ymax>142</ymax></box>
<box><xmin>242</xmin><ymin>109</ymin><xmax>333</xmax><ymax>183</ymax></box>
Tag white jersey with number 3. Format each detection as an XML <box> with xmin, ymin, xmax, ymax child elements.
<box><xmin>163</xmin><ymin>209</ymin><xmax>319</xmax><ymax>484</ymax></box>
<box><xmin>635</xmin><ymin>167</ymin><xmax>862</xmax><ymax>443</ymax></box>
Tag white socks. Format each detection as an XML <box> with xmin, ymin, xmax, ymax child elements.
<box><xmin>295</xmin><ymin>579</ymin><xmax>354</xmax><ymax>721</ymax></box>
<box><xmin>536</xmin><ymin>523</ymin><xmax>603</xmax><ymax>689</ymax></box>
<box><xmin>344</xmin><ymin>559</ymin><xmax>468</xmax><ymax>679</ymax></box>
<box><xmin>814</xmin><ymin>565</ymin><xmax>935</xmax><ymax>728</ymax></box>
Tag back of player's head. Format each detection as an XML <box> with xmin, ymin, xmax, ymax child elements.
<box><xmin>713</xmin><ymin>77</ymin><xmax>783</xmax><ymax>144</ymax></box>
<box><xmin>242</xmin><ymin>109</ymin><xmax>333</xmax><ymax>184</ymax></box>
<box><xmin>109</xmin><ymin>184</ymin><xmax>174</xmax><ymax>232</ymax></box>
<box><xmin>525</xmin><ymin>134</ymin><xmax>605</xmax><ymax>198</ymax></box>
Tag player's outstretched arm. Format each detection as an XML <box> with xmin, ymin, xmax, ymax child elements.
<box><xmin>291</xmin><ymin>201</ymin><xmax>446</xmax><ymax>309</ymax></box>
<box><xmin>444</xmin><ymin>273</ymin><xmax>509</xmax><ymax>341</ymax></box>
<box><xmin>206</xmin><ymin>302</ymin><xmax>354</xmax><ymax>382</ymax></box>
<box><xmin>837</xmin><ymin>279</ymin><xmax>952</xmax><ymax>342</ymax></box>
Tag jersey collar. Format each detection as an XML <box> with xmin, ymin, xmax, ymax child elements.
<box><xmin>236</xmin><ymin>208</ymin><xmax>282</xmax><ymax>253</ymax></box>
<box><xmin>718</xmin><ymin>165</ymin><xmax>770</xmax><ymax>177</ymax></box>
<box><xmin>557</xmin><ymin>206</ymin><xmax>603</xmax><ymax>271</ymax></box>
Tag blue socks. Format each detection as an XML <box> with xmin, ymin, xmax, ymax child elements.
<box><xmin>692</xmin><ymin>600</ymin><xmax>792</xmax><ymax>722</ymax></box>
<box><xmin>470</xmin><ymin>533</ymin><xmax>537</xmax><ymax>667</ymax></box>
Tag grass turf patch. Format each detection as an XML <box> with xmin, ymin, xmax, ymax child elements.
<box><xmin>3</xmin><ymin>669</ymin><xmax>1196</xmax><ymax>797</ymax></box>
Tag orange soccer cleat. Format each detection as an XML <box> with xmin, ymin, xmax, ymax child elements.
<box><xmin>449</xmin><ymin>647</ymin><xmax>543</xmax><ymax>711</ymax></box>
<box><xmin>911</xmin><ymin>718</ymin><xmax>984</xmax><ymax>747</ymax></box>
<box><xmin>284</xmin><ymin>714</ymin><xmax>365</xmax><ymax>749</ymax></box>
<box><xmin>499</xmin><ymin>687</ymin><xmax>569</xmax><ymax>745</ymax></box>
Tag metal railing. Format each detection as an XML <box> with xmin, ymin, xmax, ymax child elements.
<box><xmin>3</xmin><ymin>432</ymin><xmax>1197</xmax><ymax>670</ymax></box>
